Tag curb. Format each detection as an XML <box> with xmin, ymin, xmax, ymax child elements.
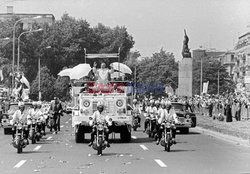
<box><xmin>194</xmin><ymin>126</ymin><xmax>250</xmax><ymax>147</ymax></box>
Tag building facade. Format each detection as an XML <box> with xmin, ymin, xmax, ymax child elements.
<box><xmin>233</xmin><ymin>32</ymin><xmax>250</xmax><ymax>93</ymax></box>
<box><xmin>219</xmin><ymin>51</ymin><xmax>235</xmax><ymax>77</ymax></box>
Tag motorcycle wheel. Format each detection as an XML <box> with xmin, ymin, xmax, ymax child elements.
<box><xmin>17</xmin><ymin>138</ymin><xmax>22</xmax><ymax>154</ymax></box>
<box><xmin>97</xmin><ymin>137</ymin><xmax>103</xmax><ymax>155</ymax></box>
<box><xmin>32</xmin><ymin>136</ymin><xmax>36</xmax><ymax>144</ymax></box>
<box><xmin>165</xmin><ymin>134</ymin><xmax>170</xmax><ymax>152</ymax></box>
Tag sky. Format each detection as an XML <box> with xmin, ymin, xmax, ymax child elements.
<box><xmin>1</xmin><ymin>0</ymin><xmax>250</xmax><ymax>60</ymax></box>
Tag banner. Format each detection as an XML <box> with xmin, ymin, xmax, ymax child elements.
<box><xmin>203</xmin><ymin>81</ymin><xmax>209</xmax><ymax>94</ymax></box>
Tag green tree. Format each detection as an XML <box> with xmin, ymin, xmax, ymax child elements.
<box><xmin>54</xmin><ymin>76</ymin><xmax>71</xmax><ymax>101</ymax></box>
<box><xmin>30</xmin><ymin>66</ymin><xmax>55</xmax><ymax>101</ymax></box>
<box><xmin>192</xmin><ymin>59</ymin><xmax>235</xmax><ymax>95</ymax></box>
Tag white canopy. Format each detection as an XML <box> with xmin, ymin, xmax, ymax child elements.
<box><xmin>110</xmin><ymin>62</ymin><xmax>132</xmax><ymax>74</ymax></box>
<box><xmin>69</xmin><ymin>63</ymin><xmax>91</xmax><ymax>80</ymax></box>
<box><xmin>58</xmin><ymin>68</ymin><xmax>73</xmax><ymax>77</ymax></box>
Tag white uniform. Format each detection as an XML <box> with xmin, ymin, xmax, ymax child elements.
<box><xmin>93</xmin><ymin>110</ymin><xmax>108</xmax><ymax>124</ymax></box>
<box><xmin>133</xmin><ymin>104</ymin><xmax>141</xmax><ymax>115</ymax></box>
<box><xmin>10</xmin><ymin>110</ymin><xmax>27</xmax><ymax>125</ymax></box>
<box><xmin>158</xmin><ymin>108</ymin><xmax>178</xmax><ymax>124</ymax></box>
<box><xmin>145</xmin><ymin>106</ymin><xmax>157</xmax><ymax>118</ymax></box>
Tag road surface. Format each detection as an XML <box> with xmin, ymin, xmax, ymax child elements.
<box><xmin>0</xmin><ymin>114</ymin><xmax>250</xmax><ymax>174</ymax></box>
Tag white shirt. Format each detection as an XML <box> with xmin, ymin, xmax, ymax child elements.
<box><xmin>93</xmin><ymin>110</ymin><xmax>108</xmax><ymax>124</ymax></box>
<box><xmin>145</xmin><ymin>106</ymin><xmax>157</xmax><ymax>118</ymax></box>
<box><xmin>158</xmin><ymin>108</ymin><xmax>178</xmax><ymax>124</ymax></box>
<box><xmin>10</xmin><ymin>110</ymin><xmax>27</xmax><ymax>125</ymax></box>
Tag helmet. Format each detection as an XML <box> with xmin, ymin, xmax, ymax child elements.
<box><xmin>160</xmin><ymin>100</ymin><xmax>165</xmax><ymax>106</ymax></box>
<box><xmin>37</xmin><ymin>101</ymin><xmax>42</xmax><ymax>106</ymax></box>
<box><xmin>18</xmin><ymin>102</ymin><xmax>24</xmax><ymax>107</ymax></box>
<box><xmin>133</xmin><ymin>99</ymin><xmax>137</xmax><ymax>103</ymax></box>
<box><xmin>97</xmin><ymin>101</ymin><xmax>104</xmax><ymax>109</ymax></box>
<box><xmin>150</xmin><ymin>100</ymin><xmax>154</xmax><ymax>104</ymax></box>
<box><xmin>165</xmin><ymin>100</ymin><xmax>172</xmax><ymax>109</ymax></box>
<box><xmin>32</xmin><ymin>101</ymin><xmax>37</xmax><ymax>106</ymax></box>
<box><xmin>155</xmin><ymin>100</ymin><xmax>160</xmax><ymax>105</ymax></box>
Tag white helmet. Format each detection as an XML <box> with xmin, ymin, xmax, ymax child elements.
<box><xmin>18</xmin><ymin>102</ymin><xmax>24</xmax><ymax>107</ymax></box>
<box><xmin>133</xmin><ymin>99</ymin><xmax>137</xmax><ymax>103</ymax></box>
<box><xmin>155</xmin><ymin>100</ymin><xmax>160</xmax><ymax>105</ymax></box>
<box><xmin>37</xmin><ymin>101</ymin><xmax>42</xmax><ymax>106</ymax></box>
<box><xmin>32</xmin><ymin>101</ymin><xmax>37</xmax><ymax>106</ymax></box>
<box><xmin>150</xmin><ymin>100</ymin><xmax>154</xmax><ymax>104</ymax></box>
<box><xmin>97</xmin><ymin>101</ymin><xmax>104</xmax><ymax>108</ymax></box>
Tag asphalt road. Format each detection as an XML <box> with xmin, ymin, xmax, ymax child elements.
<box><xmin>0</xmin><ymin>114</ymin><xmax>250</xmax><ymax>174</ymax></box>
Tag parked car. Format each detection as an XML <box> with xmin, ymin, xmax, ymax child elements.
<box><xmin>2</xmin><ymin>102</ymin><xmax>32</xmax><ymax>135</ymax></box>
<box><xmin>171</xmin><ymin>102</ymin><xmax>196</xmax><ymax>134</ymax></box>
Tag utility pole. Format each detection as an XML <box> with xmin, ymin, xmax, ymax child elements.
<box><xmin>200</xmin><ymin>56</ymin><xmax>203</xmax><ymax>95</ymax></box>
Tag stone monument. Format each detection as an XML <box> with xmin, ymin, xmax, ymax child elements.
<box><xmin>178</xmin><ymin>29</ymin><xmax>192</xmax><ymax>97</ymax></box>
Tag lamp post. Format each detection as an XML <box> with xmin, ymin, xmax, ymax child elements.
<box><xmin>12</xmin><ymin>16</ymin><xmax>42</xmax><ymax>90</ymax></box>
<box><xmin>38</xmin><ymin>45</ymin><xmax>51</xmax><ymax>101</ymax></box>
<box><xmin>17</xmin><ymin>28</ymin><xmax>43</xmax><ymax>71</ymax></box>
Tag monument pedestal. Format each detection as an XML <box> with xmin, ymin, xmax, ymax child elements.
<box><xmin>178</xmin><ymin>58</ymin><xmax>192</xmax><ymax>97</ymax></box>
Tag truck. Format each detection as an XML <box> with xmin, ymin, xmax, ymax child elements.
<box><xmin>71</xmin><ymin>51</ymin><xmax>134</xmax><ymax>143</ymax></box>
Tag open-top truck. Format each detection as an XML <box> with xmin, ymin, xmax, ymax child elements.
<box><xmin>71</xmin><ymin>50</ymin><xmax>134</xmax><ymax>143</ymax></box>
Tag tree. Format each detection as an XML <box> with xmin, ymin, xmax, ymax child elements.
<box><xmin>192</xmin><ymin>59</ymin><xmax>235</xmax><ymax>95</ymax></box>
<box><xmin>136</xmin><ymin>48</ymin><xmax>178</xmax><ymax>97</ymax></box>
<box><xmin>54</xmin><ymin>76</ymin><xmax>71</xmax><ymax>101</ymax></box>
<box><xmin>30</xmin><ymin>66</ymin><xmax>55</xmax><ymax>101</ymax></box>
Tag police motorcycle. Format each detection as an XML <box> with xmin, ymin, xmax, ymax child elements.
<box><xmin>12</xmin><ymin>121</ymin><xmax>29</xmax><ymax>153</ymax></box>
<box><xmin>89</xmin><ymin>118</ymin><xmax>112</xmax><ymax>155</ymax></box>
<box><xmin>145</xmin><ymin>112</ymin><xmax>157</xmax><ymax>138</ymax></box>
<box><xmin>160</xmin><ymin>121</ymin><xmax>175</xmax><ymax>152</ymax></box>
<box><xmin>132</xmin><ymin>111</ymin><xmax>140</xmax><ymax>131</ymax></box>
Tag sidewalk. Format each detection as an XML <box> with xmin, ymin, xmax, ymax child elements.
<box><xmin>196</xmin><ymin>114</ymin><xmax>250</xmax><ymax>142</ymax></box>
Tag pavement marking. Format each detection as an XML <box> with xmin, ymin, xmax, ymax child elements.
<box><xmin>154</xmin><ymin>159</ymin><xmax>167</xmax><ymax>168</ymax></box>
<box><xmin>33</xmin><ymin>145</ymin><xmax>42</xmax><ymax>151</ymax></box>
<box><xmin>139</xmin><ymin>144</ymin><xmax>148</xmax><ymax>150</ymax></box>
<box><xmin>13</xmin><ymin>160</ymin><xmax>26</xmax><ymax>168</ymax></box>
<box><xmin>60</xmin><ymin>125</ymin><xmax>64</xmax><ymax>128</ymax></box>
<box><xmin>132</xmin><ymin>136</ymin><xmax>137</xmax><ymax>139</ymax></box>
<box><xmin>46</xmin><ymin>136</ymin><xmax>52</xmax><ymax>140</ymax></box>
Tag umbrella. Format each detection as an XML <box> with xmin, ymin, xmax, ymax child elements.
<box><xmin>111</xmin><ymin>72</ymin><xmax>125</xmax><ymax>79</ymax></box>
<box><xmin>20</xmin><ymin>76</ymin><xmax>30</xmax><ymax>89</ymax></box>
<box><xmin>69</xmin><ymin>63</ymin><xmax>91</xmax><ymax>80</ymax></box>
<box><xmin>58</xmin><ymin>68</ymin><xmax>73</xmax><ymax>77</ymax></box>
<box><xmin>110</xmin><ymin>62</ymin><xmax>132</xmax><ymax>74</ymax></box>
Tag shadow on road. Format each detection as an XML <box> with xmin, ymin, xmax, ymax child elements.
<box><xmin>169</xmin><ymin>149</ymin><xmax>195</xmax><ymax>152</ymax></box>
<box><xmin>21</xmin><ymin>150</ymin><xmax>51</xmax><ymax>154</ymax></box>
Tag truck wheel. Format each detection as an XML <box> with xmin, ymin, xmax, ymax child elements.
<box><xmin>120</xmin><ymin>130</ymin><xmax>131</xmax><ymax>143</ymax></box>
<box><xmin>180</xmin><ymin>128</ymin><xmax>189</xmax><ymax>134</ymax></box>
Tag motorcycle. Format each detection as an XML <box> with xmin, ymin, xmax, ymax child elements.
<box><xmin>132</xmin><ymin>112</ymin><xmax>140</xmax><ymax>131</ymax></box>
<box><xmin>35</xmin><ymin>118</ymin><xmax>43</xmax><ymax>141</ymax></box>
<box><xmin>145</xmin><ymin>116</ymin><xmax>157</xmax><ymax>138</ymax></box>
<box><xmin>29</xmin><ymin>119</ymin><xmax>37</xmax><ymax>144</ymax></box>
<box><xmin>12</xmin><ymin>122</ymin><xmax>28</xmax><ymax>153</ymax></box>
<box><xmin>160</xmin><ymin>121</ymin><xmax>174</xmax><ymax>152</ymax></box>
<box><xmin>91</xmin><ymin>123</ymin><xmax>107</xmax><ymax>155</ymax></box>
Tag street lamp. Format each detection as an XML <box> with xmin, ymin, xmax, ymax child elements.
<box><xmin>17</xmin><ymin>28</ymin><xmax>43</xmax><ymax>71</ymax></box>
<box><xmin>38</xmin><ymin>45</ymin><xmax>51</xmax><ymax>101</ymax></box>
<box><xmin>12</xmin><ymin>16</ymin><xmax>42</xmax><ymax>90</ymax></box>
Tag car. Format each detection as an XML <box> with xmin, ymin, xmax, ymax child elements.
<box><xmin>171</xmin><ymin>102</ymin><xmax>196</xmax><ymax>134</ymax></box>
<box><xmin>1</xmin><ymin>102</ymin><xmax>32</xmax><ymax>135</ymax></box>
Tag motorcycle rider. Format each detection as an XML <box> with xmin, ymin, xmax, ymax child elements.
<box><xmin>88</xmin><ymin>102</ymin><xmax>110</xmax><ymax>147</ymax></box>
<box><xmin>144</xmin><ymin>99</ymin><xmax>157</xmax><ymax>133</ymax></box>
<box><xmin>132</xmin><ymin>99</ymin><xmax>141</xmax><ymax>127</ymax></box>
<box><xmin>37</xmin><ymin>101</ymin><xmax>46</xmax><ymax>135</ymax></box>
<box><xmin>10</xmin><ymin>102</ymin><xmax>29</xmax><ymax>144</ymax></box>
<box><xmin>156</xmin><ymin>101</ymin><xmax>178</xmax><ymax>145</ymax></box>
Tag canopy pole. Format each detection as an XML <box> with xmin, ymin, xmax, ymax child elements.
<box><xmin>84</xmin><ymin>48</ymin><xmax>86</xmax><ymax>63</ymax></box>
<box><xmin>118</xmin><ymin>47</ymin><xmax>120</xmax><ymax>79</ymax></box>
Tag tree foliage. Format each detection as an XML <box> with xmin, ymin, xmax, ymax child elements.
<box><xmin>192</xmin><ymin>58</ymin><xmax>235</xmax><ymax>95</ymax></box>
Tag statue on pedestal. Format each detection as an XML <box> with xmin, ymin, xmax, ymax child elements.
<box><xmin>182</xmin><ymin>29</ymin><xmax>191</xmax><ymax>58</ymax></box>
